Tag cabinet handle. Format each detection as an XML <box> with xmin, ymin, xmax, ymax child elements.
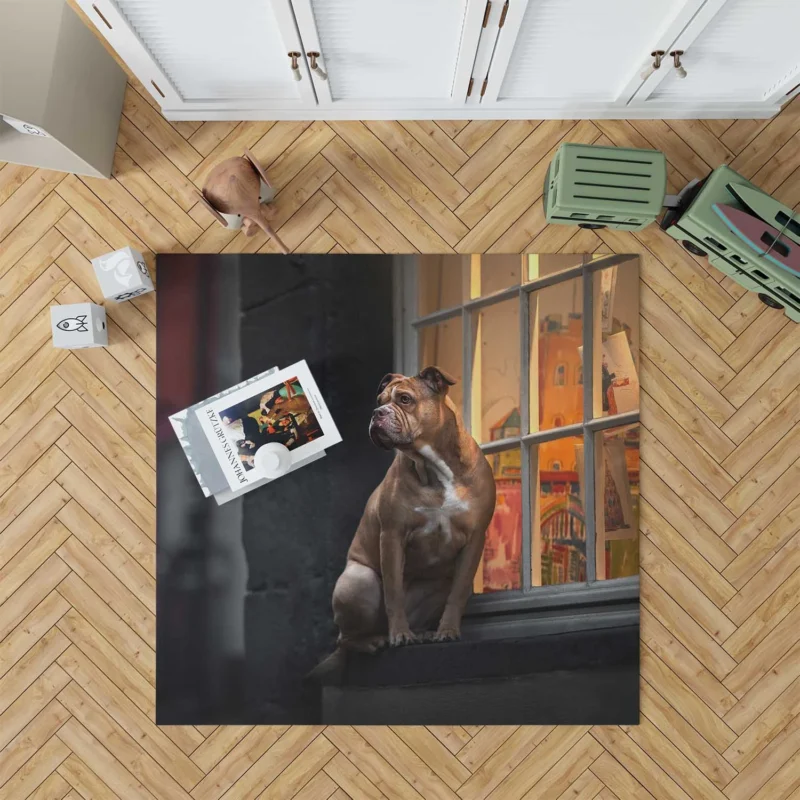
<box><xmin>670</xmin><ymin>50</ymin><xmax>687</xmax><ymax>79</ymax></box>
<box><xmin>288</xmin><ymin>51</ymin><xmax>302</xmax><ymax>81</ymax></box>
<box><xmin>307</xmin><ymin>52</ymin><xmax>328</xmax><ymax>81</ymax></box>
<box><xmin>640</xmin><ymin>50</ymin><xmax>665</xmax><ymax>81</ymax></box>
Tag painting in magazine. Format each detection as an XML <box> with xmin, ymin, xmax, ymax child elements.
<box><xmin>194</xmin><ymin>360</ymin><xmax>341</xmax><ymax>491</ymax></box>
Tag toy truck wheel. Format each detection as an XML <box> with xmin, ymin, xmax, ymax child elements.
<box><xmin>578</xmin><ymin>222</ymin><xmax>606</xmax><ymax>229</ymax></box>
<box><xmin>758</xmin><ymin>293</ymin><xmax>784</xmax><ymax>310</ymax></box>
<box><xmin>681</xmin><ymin>240</ymin><xmax>707</xmax><ymax>257</ymax></box>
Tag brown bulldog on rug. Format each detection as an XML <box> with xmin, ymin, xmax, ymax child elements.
<box><xmin>332</xmin><ymin>367</ymin><xmax>496</xmax><ymax>651</ymax></box>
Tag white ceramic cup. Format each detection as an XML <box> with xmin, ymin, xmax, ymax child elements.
<box><xmin>254</xmin><ymin>442</ymin><xmax>293</xmax><ymax>478</ymax></box>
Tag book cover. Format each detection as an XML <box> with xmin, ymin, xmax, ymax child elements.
<box><xmin>194</xmin><ymin>360</ymin><xmax>342</xmax><ymax>492</ymax></box>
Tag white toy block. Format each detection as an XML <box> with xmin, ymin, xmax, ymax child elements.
<box><xmin>51</xmin><ymin>303</ymin><xmax>107</xmax><ymax>349</ymax></box>
<box><xmin>91</xmin><ymin>246</ymin><xmax>154</xmax><ymax>302</ymax></box>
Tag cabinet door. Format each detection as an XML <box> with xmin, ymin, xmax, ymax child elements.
<box><xmin>632</xmin><ymin>0</ymin><xmax>800</xmax><ymax>108</ymax></box>
<box><xmin>289</xmin><ymin>0</ymin><xmax>486</xmax><ymax>109</ymax></box>
<box><xmin>76</xmin><ymin>0</ymin><xmax>316</xmax><ymax>113</ymax></box>
<box><xmin>480</xmin><ymin>0</ymin><xmax>704</xmax><ymax>110</ymax></box>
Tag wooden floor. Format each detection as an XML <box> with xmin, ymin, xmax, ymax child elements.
<box><xmin>1</xmin><ymin>77</ymin><xmax>800</xmax><ymax>800</ymax></box>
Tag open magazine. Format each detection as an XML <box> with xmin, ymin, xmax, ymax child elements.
<box><xmin>170</xmin><ymin>360</ymin><xmax>341</xmax><ymax>504</ymax></box>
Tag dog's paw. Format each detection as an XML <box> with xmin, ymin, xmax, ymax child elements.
<box><xmin>389</xmin><ymin>628</ymin><xmax>419</xmax><ymax>647</ymax></box>
<box><xmin>432</xmin><ymin>626</ymin><xmax>460</xmax><ymax>642</ymax></box>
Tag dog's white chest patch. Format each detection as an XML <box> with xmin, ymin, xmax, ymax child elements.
<box><xmin>414</xmin><ymin>445</ymin><xmax>470</xmax><ymax>541</ymax></box>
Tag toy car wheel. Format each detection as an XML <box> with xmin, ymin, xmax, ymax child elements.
<box><xmin>681</xmin><ymin>240</ymin><xmax>707</xmax><ymax>257</ymax></box>
<box><xmin>578</xmin><ymin>223</ymin><xmax>606</xmax><ymax>229</ymax></box>
<box><xmin>758</xmin><ymin>293</ymin><xmax>784</xmax><ymax>310</ymax></box>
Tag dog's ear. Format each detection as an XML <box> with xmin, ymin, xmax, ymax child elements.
<box><xmin>417</xmin><ymin>366</ymin><xmax>456</xmax><ymax>395</ymax></box>
<box><xmin>377</xmin><ymin>373</ymin><xmax>403</xmax><ymax>397</ymax></box>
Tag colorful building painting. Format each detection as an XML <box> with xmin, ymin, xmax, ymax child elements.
<box><xmin>479</xmin><ymin>311</ymin><xmax>639</xmax><ymax>591</ymax></box>
<box><xmin>482</xmin><ymin>409</ymin><xmax>522</xmax><ymax>591</ymax></box>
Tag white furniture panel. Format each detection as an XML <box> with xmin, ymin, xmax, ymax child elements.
<box><xmin>291</xmin><ymin>0</ymin><xmax>485</xmax><ymax>108</ymax></box>
<box><xmin>76</xmin><ymin>0</ymin><xmax>797</xmax><ymax>119</ymax></box>
<box><xmin>496</xmin><ymin>0</ymin><xmax>686</xmax><ymax>102</ymax></box>
<box><xmin>647</xmin><ymin>0</ymin><xmax>800</xmax><ymax>103</ymax></box>
<box><xmin>114</xmin><ymin>0</ymin><xmax>295</xmax><ymax>100</ymax></box>
<box><xmin>77</xmin><ymin>0</ymin><xmax>315</xmax><ymax>110</ymax></box>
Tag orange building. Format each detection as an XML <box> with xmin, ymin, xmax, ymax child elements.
<box><xmin>538</xmin><ymin>313</ymin><xmax>583</xmax><ymax>471</ymax></box>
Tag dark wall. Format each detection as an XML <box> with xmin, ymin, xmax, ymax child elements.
<box><xmin>238</xmin><ymin>256</ymin><xmax>395</xmax><ymax>722</ymax></box>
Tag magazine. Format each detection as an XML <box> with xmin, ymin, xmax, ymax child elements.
<box><xmin>193</xmin><ymin>360</ymin><xmax>341</xmax><ymax>493</ymax></box>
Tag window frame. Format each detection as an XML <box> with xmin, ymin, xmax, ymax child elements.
<box><xmin>394</xmin><ymin>254</ymin><xmax>640</xmax><ymax>617</ymax></box>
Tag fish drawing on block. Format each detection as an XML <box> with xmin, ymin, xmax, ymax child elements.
<box><xmin>712</xmin><ymin>204</ymin><xmax>800</xmax><ymax>276</ymax></box>
<box><xmin>57</xmin><ymin>315</ymin><xmax>89</xmax><ymax>332</ymax></box>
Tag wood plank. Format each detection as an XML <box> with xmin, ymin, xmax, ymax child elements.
<box><xmin>56</xmin><ymin>717</ymin><xmax>159</xmax><ymax>800</ymax></box>
<box><xmin>640</xmin><ymin>499</ymin><xmax>735</xmax><ymax>608</ymax></box>
<box><xmin>0</xmin><ymin>228</ymin><xmax>68</xmax><ymax>317</ymax></box>
<box><xmin>400</xmin><ymin>121</ymin><xmax>469</xmax><ymax>174</ymax></box>
<box><xmin>57</xmin><ymin>680</ymin><xmax>191</xmax><ymax>800</ymax></box>
<box><xmin>364</xmin><ymin>120</ymin><xmax>469</xmax><ymax>210</ymax></box>
<box><xmin>640</xmin><ymin>392</ymin><xmax>735</xmax><ymax>500</ymax></box>
<box><xmin>0</xmin><ymin>263</ymin><xmax>69</xmax><ymax>346</ymax></box>
<box><xmin>640</xmin><ymin>537</ymin><xmax>736</xmax><ymax>645</ymax></box>
<box><xmin>0</xmin><ymin>169</ymin><xmax>65</xmax><ymax>243</ymax></box>
<box><xmin>640</xmin><ymin>428</ymin><xmax>737</xmax><ymax>536</ymax></box>
<box><xmin>0</xmin><ymin>590</ymin><xmax>69</xmax><ymax>681</ymax></box>
<box><xmin>55</xmin><ymin>464</ymin><xmax>154</xmax><ymax>576</ymax></box>
<box><xmin>111</xmin><ymin>147</ymin><xmax>203</xmax><ymax>248</ymax></box>
<box><xmin>56</xmin><ymin>607</ymin><xmax>155</xmax><ymax>714</ymax></box>
<box><xmin>322</xmin><ymin>173</ymin><xmax>414</xmax><ymax>253</ymax></box>
<box><xmin>723</xmin><ymin>639</ymin><xmax>800</xmax><ymax>734</ymax></box>
<box><xmin>57</xmin><ymin>645</ymin><xmax>204</xmax><ymax>790</ymax></box>
<box><xmin>55</xmin><ymin>427</ymin><xmax>154</xmax><ymax>540</ymax></box>
<box><xmin>641</xmin><ymin>572</ymin><xmax>738</xmax><ymax>683</ymax></box>
<box><xmin>190</xmin><ymin>726</ymin><xmax>286</xmax><ymax>800</ymax></box>
<box><xmin>56</xmin><ymin>534</ymin><xmax>154</xmax><ymax>646</ymax></box>
<box><xmin>0</xmin><ymin>627</ymin><xmax>70</xmax><ymax>716</ymax></box>
<box><xmin>0</xmin><ymin>678</ymin><xmax>69</xmax><ymax>757</ymax></box>
<box><xmin>57</xmin><ymin>498</ymin><xmax>154</xmax><ymax>611</ymax></box>
<box><xmin>122</xmin><ymin>84</ymin><xmax>202</xmax><ymax>175</ymax></box>
<box><xmin>58</xmin><ymin>753</ymin><xmax>123</xmax><ymax>800</ymax></box>
<box><xmin>116</xmin><ymin>116</ymin><xmax>200</xmax><ymax>211</ymax></box>
<box><xmin>0</xmin><ymin>192</ymin><xmax>69</xmax><ymax>278</ymax></box>
<box><xmin>722</xmin><ymin>388</ymin><xmax>800</xmax><ymax>480</ymax></box>
<box><xmin>323</xmin><ymin>131</ymin><xmax>457</xmax><ymax>250</ymax></box>
<box><xmin>454</xmin><ymin>119</ymin><xmax>578</xmax><ymax>230</ymax></box>
<box><xmin>56</xmin><ymin>572</ymin><xmax>155</xmax><ymax>684</ymax></box>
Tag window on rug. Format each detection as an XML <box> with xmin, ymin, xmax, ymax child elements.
<box><xmin>406</xmin><ymin>254</ymin><xmax>640</xmax><ymax>608</ymax></box>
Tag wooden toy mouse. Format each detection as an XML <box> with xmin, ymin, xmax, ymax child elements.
<box><xmin>197</xmin><ymin>148</ymin><xmax>289</xmax><ymax>254</ymax></box>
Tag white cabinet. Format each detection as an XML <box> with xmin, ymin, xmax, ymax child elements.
<box><xmin>478</xmin><ymin>0</ymin><xmax>705</xmax><ymax>109</ymax></box>
<box><xmin>77</xmin><ymin>0</ymin><xmax>800</xmax><ymax>120</ymax></box>
<box><xmin>78</xmin><ymin>0</ymin><xmax>316</xmax><ymax>112</ymax></box>
<box><xmin>630</xmin><ymin>0</ymin><xmax>800</xmax><ymax>111</ymax></box>
<box><xmin>290</xmin><ymin>0</ymin><xmax>486</xmax><ymax>110</ymax></box>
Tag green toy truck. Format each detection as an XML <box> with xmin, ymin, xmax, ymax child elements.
<box><xmin>543</xmin><ymin>143</ymin><xmax>667</xmax><ymax>232</ymax></box>
<box><xmin>544</xmin><ymin>143</ymin><xmax>800</xmax><ymax>322</ymax></box>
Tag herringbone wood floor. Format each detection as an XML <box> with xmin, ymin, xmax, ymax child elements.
<box><xmin>2</xmin><ymin>61</ymin><xmax>800</xmax><ymax>798</ymax></box>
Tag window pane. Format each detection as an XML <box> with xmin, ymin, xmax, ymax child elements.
<box><xmin>474</xmin><ymin>446</ymin><xmax>522</xmax><ymax>594</ymax></box>
<box><xmin>471</xmin><ymin>298</ymin><xmax>520</xmax><ymax>444</ymax></box>
<box><xmin>533</xmin><ymin>277</ymin><xmax>583</xmax><ymax>432</ymax></box>
<box><xmin>534</xmin><ymin>436</ymin><xmax>586</xmax><ymax>585</ymax></box>
<box><xmin>595</xmin><ymin>260</ymin><xmax>639</xmax><ymax>418</ymax></box>
<box><xmin>525</xmin><ymin>253</ymin><xmax>584</xmax><ymax>282</ymax></box>
<box><xmin>480</xmin><ymin>254</ymin><xmax>522</xmax><ymax>296</ymax></box>
<box><xmin>596</xmin><ymin>424</ymin><xmax>640</xmax><ymax>580</ymax></box>
<box><xmin>419</xmin><ymin>319</ymin><xmax>463</xmax><ymax>412</ymax></box>
<box><xmin>417</xmin><ymin>255</ymin><xmax>469</xmax><ymax>316</ymax></box>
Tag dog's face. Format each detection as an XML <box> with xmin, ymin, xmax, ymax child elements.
<box><xmin>369</xmin><ymin>366</ymin><xmax>456</xmax><ymax>450</ymax></box>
